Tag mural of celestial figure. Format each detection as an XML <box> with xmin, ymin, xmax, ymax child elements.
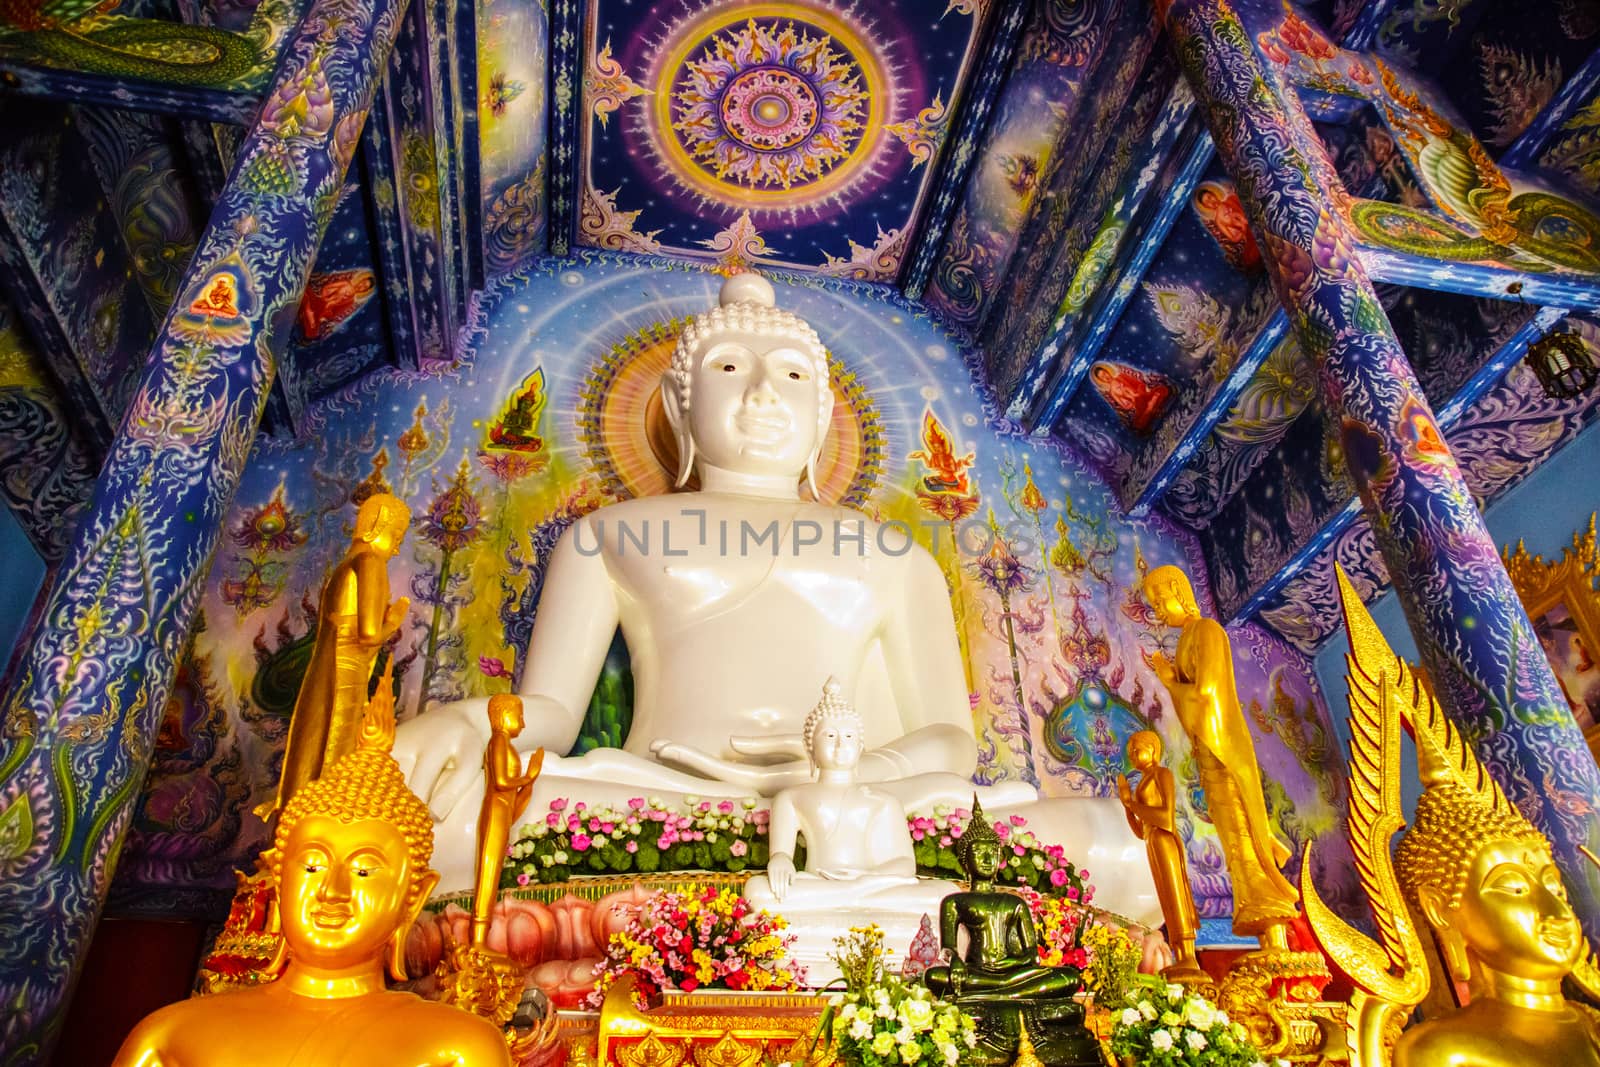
<box><xmin>1142</xmin><ymin>565</ymin><xmax>1298</xmax><ymax>942</ymax></box>
<box><xmin>471</xmin><ymin>694</ymin><xmax>544</xmax><ymax>947</ymax></box>
<box><xmin>113</xmin><ymin>688</ymin><xmax>510</xmax><ymax>1066</ymax></box>
<box><xmin>1117</xmin><ymin>730</ymin><xmax>1204</xmax><ymax>981</ymax></box>
<box><xmin>259</xmin><ymin>492</ymin><xmax>411</xmax><ymax>824</ymax></box>
<box><xmin>1088</xmin><ymin>361</ymin><xmax>1174</xmax><ymax>436</ymax></box>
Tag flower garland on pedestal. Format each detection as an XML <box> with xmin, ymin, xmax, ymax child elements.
<box><xmin>586</xmin><ymin>887</ymin><xmax>804</xmax><ymax>1005</ymax></box>
<box><xmin>504</xmin><ymin>797</ymin><xmax>1088</xmax><ymax>898</ymax></box>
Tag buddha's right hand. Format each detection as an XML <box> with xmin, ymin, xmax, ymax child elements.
<box><xmin>728</xmin><ymin>734</ymin><xmax>807</xmax><ymax>760</ymax></box>
<box><xmin>392</xmin><ymin>704</ymin><xmax>491</xmax><ymax>820</ymax></box>
<box><xmin>767</xmin><ymin>853</ymin><xmax>796</xmax><ymax>902</ymax></box>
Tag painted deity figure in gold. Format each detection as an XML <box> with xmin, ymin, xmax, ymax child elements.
<box><xmin>471</xmin><ymin>694</ymin><xmax>544</xmax><ymax>946</ymax></box>
<box><xmin>1142</xmin><ymin>565</ymin><xmax>1297</xmax><ymax>942</ymax></box>
<box><xmin>115</xmin><ymin>689</ymin><xmax>510</xmax><ymax>1066</ymax></box>
<box><xmin>1302</xmin><ymin>567</ymin><xmax>1600</xmax><ymax>1067</ymax></box>
<box><xmin>1117</xmin><ymin>730</ymin><xmax>1203</xmax><ymax>979</ymax></box>
<box><xmin>260</xmin><ymin>492</ymin><xmax>411</xmax><ymax>823</ymax></box>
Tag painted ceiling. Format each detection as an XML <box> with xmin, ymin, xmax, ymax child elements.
<box><xmin>2</xmin><ymin>0</ymin><xmax>1600</xmax><ymax>663</ymax></box>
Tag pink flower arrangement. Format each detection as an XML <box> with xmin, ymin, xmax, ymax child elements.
<box><xmin>587</xmin><ymin>887</ymin><xmax>804</xmax><ymax>1005</ymax></box>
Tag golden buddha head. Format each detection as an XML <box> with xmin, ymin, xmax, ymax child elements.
<box><xmin>354</xmin><ymin>492</ymin><xmax>410</xmax><ymax>556</ymax></box>
<box><xmin>662</xmin><ymin>272</ymin><xmax>833</xmax><ymax>496</ymax></box>
<box><xmin>271</xmin><ymin>724</ymin><xmax>439</xmax><ymax>980</ymax></box>
<box><xmin>488</xmin><ymin>693</ymin><xmax>525</xmax><ymax>735</ymax></box>
<box><xmin>1126</xmin><ymin>729</ymin><xmax>1162</xmax><ymax>771</ymax></box>
<box><xmin>1395</xmin><ymin>784</ymin><xmax>1581</xmax><ymax>986</ymax></box>
<box><xmin>1142</xmin><ymin>565</ymin><xmax>1199</xmax><ymax>627</ymax></box>
<box><xmin>960</xmin><ymin>798</ymin><xmax>1005</xmax><ymax>885</ymax></box>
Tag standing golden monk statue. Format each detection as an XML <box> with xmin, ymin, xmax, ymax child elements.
<box><xmin>471</xmin><ymin>694</ymin><xmax>545</xmax><ymax>947</ymax></box>
<box><xmin>260</xmin><ymin>492</ymin><xmax>411</xmax><ymax>824</ymax></box>
<box><xmin>114</xmin><ymin>678</ymin><xmax>511</xmax><ymax>1066</ymax></box>
<box><xmin>1142</xmin><ymin>565</ymin><xmax>1298</xmax><ymax>944</ymax></box>
<box><xmin>1117</xmin><ymin>730</ymin><xmax>1204</xmax><ymax>980</ymax></box>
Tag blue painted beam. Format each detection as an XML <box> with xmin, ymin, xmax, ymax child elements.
<box><xmin>1500</xmin><ymin>47</ymin><xmax>1600</xmax><ymax>171</ymax></box>
<box><xmin>1362</xmin><ymin>245</ymin><xmax>1600</xmax><ymax>310</ymax></box>
<box><xmin>547</xmin><ymin>0</ymin><xmax>586</xmax><ymax>257</ymax></box>
<box><xmin>1230</xmin><ymin>304</ymin><xmax>1568</xmax><ymax>623</ymax></box>
<box><xmin>1126</xmin><ymin>310</ymin><xmax>1290</xmax><ymax>517</ymax></box>
<box><xmin>901</xmin><ymin>0</ymin><xmax>1028</xmax><ymax>300</ymax></box>
<box><xmin>1026</xmin><ymin>121</ymin><xmax>1215</xmax><ymax>431</ymax></box>
<box><xmin>1339</xmin><ymin>0</ymin><xmax>1398</xmax><ymax>50</ymax></box>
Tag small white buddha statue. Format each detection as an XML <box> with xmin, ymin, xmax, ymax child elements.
<box><xmin>748</xmin><ymin>678</ymin><xmax>945</xmax><ymax>905</ymax></box>
<box><xmin>745</xmin><ymin>679</ymin><xmax>957</xmax><ymax>981</ymax></box>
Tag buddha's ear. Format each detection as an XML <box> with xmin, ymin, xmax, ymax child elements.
<box><xmin>1417</xmin><ymin>885</ymin><xmax>1469</xmax><ymax>983</ymax></box>
<box><xmin>660</xmin><ymin>374</ymin><xmax>696</xmax><ymax>488</ymax></box>
<box><xmin>389</xmin><ymin>870</ymin><xmax>441</xmax><ymax>981</ymax></box>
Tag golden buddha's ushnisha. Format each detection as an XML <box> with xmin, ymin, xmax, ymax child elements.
<box><xmin>1142</xmin><ymin>564</ymin><xmax>1298</xmax><ymax>944</ymax></box>
<box><xmin>114</xmin><ymin>691</ymin><xmax>511</xmax><ymax>1067</ymax></box>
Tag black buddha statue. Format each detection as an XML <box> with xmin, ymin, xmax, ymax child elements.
<box><xmin>923</xmin><ymin>800</ymin><xmax>1098</xmax><ymax>1066</ymax></box>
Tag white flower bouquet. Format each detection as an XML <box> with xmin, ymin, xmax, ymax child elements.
<box><xmin>1109</xmin><ymin>982</ymin><xmax>1285</xmax><ymax>1067</ymax></box>
<box><xmin>817</xmin><ymin>926</ymin><xmax>981</xmax><ymax>1067</ymax></box>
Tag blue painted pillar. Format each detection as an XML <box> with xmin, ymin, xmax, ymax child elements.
<box><xmin>0</xmin><ymin>0</ymin><xmax>410</xmax><ymax>1056</ymax></box>
<box><xmin>1156</xmin><ymin>0</ymin><xmax>1600</xmax><ymax>935</ymax></box>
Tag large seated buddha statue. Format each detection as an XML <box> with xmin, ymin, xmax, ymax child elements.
<box><xmin>391</xmin><ymin>273</ymin><xmax>1153</xmax><ymax>920</ymax></box>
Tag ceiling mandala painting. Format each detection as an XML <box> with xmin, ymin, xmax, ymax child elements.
<box><xmin>578</xmin><ymin>0</ymin><xmax>994</xmax><ymax>279</ymax></box>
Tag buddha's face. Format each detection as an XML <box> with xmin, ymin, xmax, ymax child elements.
<box><xmin>493</xmin><ymin>697</ymin><xmax>525</xmax><ymax>734</ymax></box>
<box><xmin>1142</xmin><ymin>574</ymin><xmax>1192</xmax><ymax>628</ymax></box>
<box><xmin>1128</xmin><ymin>734</ymin><xmax>1160</xmax><ymax>770</ymax></box>
<box><xmin>683</xmin><ymin>334</ymin><xmax>827</xmax><ymax>479</ymax></box>
<box><xmin>279</xmin><ymin>814</ymin><xmax>416</xmax><ymax>968</ymax></box>
<box><xmin>356</xmin><ymin>499</ymin><xmax>408</xmax><ymax>556</ymax></box>
<box><xmin>810</xmin><ymin>714</ymin><xmax>863</xmax><ymax>772</ymax></box>
<box><xmin>968</xmin><ymin>841</ymin><xmax>1001</xmax><ymax>880</ymax></box>
<box><xmin>1433</xmin><ymin>837</ymin><xmax>1582</xmax><ymax>984</ymax></box>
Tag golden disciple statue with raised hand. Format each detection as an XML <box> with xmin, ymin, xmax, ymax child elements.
<box><xmin>472</xmin><ymin>694</ymin><xmax>544</xmax><ymax>947</ymax></box>
<box><xmin>114</xmin><ymin>687</ymin><xmax>511</xmax><ymax>1066</ymax></box>
<box><xmin>1117</xmin><ymin>730</ymin><xmax>1203</xmax><ymax>980</ymax></box>
<box><xmin>1142</xmin><ymin>565</ymin><xmax>1298</xmax><ymax>943</ymax></box>
<box><xmin>259</xmin><ymin>492</ymin><xmax>412</xmax><ymax>824</ymax></box>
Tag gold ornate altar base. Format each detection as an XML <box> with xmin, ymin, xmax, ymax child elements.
<box><xmin>549</xmin><ymin>978</ymin><xmax>835</xmax><ymax>1067</ymax></box>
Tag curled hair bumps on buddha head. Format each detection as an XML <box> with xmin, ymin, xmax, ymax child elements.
<box><xmin>1393</xmin><ymin>783</ymin><xmax>1545</xmax><ymax>914</ymax></box>
<box><xmin>665</xmin><ymin>272</ymin><xmax>833</xmax><ymax>496</ymax></box>
<box><xmin>271</xmin><ymin>744</ymin><xmax>435</xmax><ymax>883</ymax></box>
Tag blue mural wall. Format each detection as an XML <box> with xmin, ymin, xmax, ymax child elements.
<box><xmin>1315</xmin><ymin>414</ymin><xmax>1600</xmax><ymax>815</ymax></box>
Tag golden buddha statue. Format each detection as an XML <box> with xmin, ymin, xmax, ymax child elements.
<box><xmin>259</xmin><ymin>492</ymin><xmax>411</xmax><ymax>824</ymax></box>
<box><xmin>1302</xmin><ymin>566</ymin><xmax>1600</xmax><ymax>1067</ymax></box>
<box><xmin>471</xmin><ymin>694</ymin><xmax>544</xmax><ymax>947</ymax></box>
<box><xmin>1142</xmin><ymin>565</ymin><xmax>1297</xmax><ymax>943</ymax></box>
<box><xmin>115</xmin><ymin>683</ymin><xmax>511</xmax><ymax>1066</ymax></box>
<box><xmin>1117</xmin><ymin>730</ymin><xmax>1203</xmax><ymax>980</ymax></box>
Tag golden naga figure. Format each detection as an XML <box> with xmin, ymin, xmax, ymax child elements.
<box><xmin>259</xmin><ymin>492</ymin><xmax>412</xmax><ymax>824</ymax></box>
<box><xmin>1141</xmin><ymin>565</ymin><xmax>1298</xmax><ymax>943</ymax></box>
<box><xmin>1301</xmin><ymin>566</ymin><xmax>1600</xmax><ymax>1067</ymax></box>
<box><xmin>1117</xmin><ymin>730</ymin><xmax>1204</xmax><ymax>980</ymax></box>
<box><xmin>115</xmin><ymin>683</ymin><xmax>511</xmax><ymax>1066</ymax></box>
<box><xmin>472</xmin><ymin>694</ymin><xmax>545</xmax><ymax>947</ymax></box>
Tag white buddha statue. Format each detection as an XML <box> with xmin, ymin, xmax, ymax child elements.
<box><xmin>744</xmin><ymin>678</ymin><xmax>959</xmax><ymax>981</ymax></box>
<box><xmin>390</xmin><ymin>273</ymin><xmax>1155</xmax><ymax>926</ymax></box>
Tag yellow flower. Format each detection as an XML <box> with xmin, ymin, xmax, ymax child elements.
<box><xmin>871</xmin><ymin>1033</ymin><xmax>896</xmax><ymax>1057</ymax></box>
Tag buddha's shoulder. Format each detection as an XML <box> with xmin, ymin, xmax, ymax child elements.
<box><xmin>363</xmin><ymin>994</ymin><xmax>510</xmax><ymax>1052</ymax></box>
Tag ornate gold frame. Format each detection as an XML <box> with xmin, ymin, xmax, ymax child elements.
<box><xmin>1503</xmin><ymin>512</ymin><xmax>1600</xmax><ymax>762</ymax></box>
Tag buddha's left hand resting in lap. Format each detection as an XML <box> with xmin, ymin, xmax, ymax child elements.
<box><xmin>113</xmin><ymin>705</ymin><xmax>511</xmax><ymax>1067</ymax></box>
